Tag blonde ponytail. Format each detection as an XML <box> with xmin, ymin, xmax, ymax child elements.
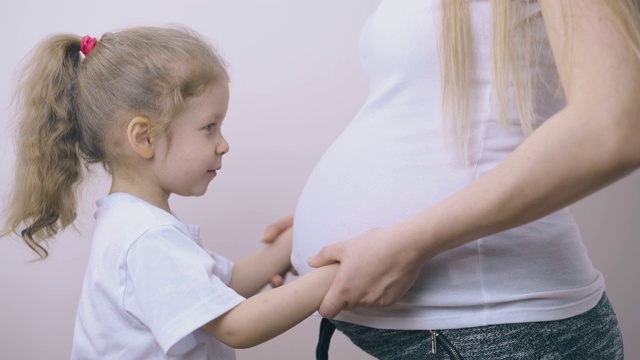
<box><xmin>5</xmin><ymin>34</ymin><xmax>84</xmax><ymax>258</ymax></box>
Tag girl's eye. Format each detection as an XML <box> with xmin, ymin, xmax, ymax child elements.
<box><xmin>204</xmin><ymin>123</ymin><xmax>216</xmax><ymax>132</ymax></box>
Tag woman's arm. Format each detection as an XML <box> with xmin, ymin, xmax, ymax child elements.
<box><xmin>227</xmin><ymin>227</ymin><xmax>293</xmax><ymax>298</ymax></box>
<box><xmin>309</xmin><ymin>0</ymin><xmax>640</xmax><ymax>318</ymax></box>
<box><xmin>203</xmin><ymin>264</ymin><xmax>338</xmax><ymax>348</ymax></box>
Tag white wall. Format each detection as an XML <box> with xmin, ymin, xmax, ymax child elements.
<box><xmin>0</xmin><ymin>1</ymin><xmax>637</xmax><ymax>359</ymax></box>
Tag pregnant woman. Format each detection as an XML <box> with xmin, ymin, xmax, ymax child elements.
<box><xmin>267</xmin><ymin>1</ymin><xmax>639</xmax><ymax>358</ymax></box>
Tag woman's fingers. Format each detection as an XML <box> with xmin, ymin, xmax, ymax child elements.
<box><xmin>314</xmin><ymin>227</ymin><xmax>426</xmax><ymax>318</ymax></box>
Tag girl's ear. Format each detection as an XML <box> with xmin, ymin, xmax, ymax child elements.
<box><xmin>127</xmin><ymin>117</ymin><xmax>155</xmax><ymax>160</ymax></box>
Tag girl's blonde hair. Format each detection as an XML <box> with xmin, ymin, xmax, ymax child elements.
<box><xmin>442</xmin><ymin>0</ymin><xmax>640</xmax><ymax>158</ymax></box>
<box><xmin>4</xmin><ymin>26</ymin><xmax>228</xmax><ymax>258</ymax></box>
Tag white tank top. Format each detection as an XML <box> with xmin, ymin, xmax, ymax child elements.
<box><xmin>291</xmin><ymin>0</ymin><xmax>604</xmax><ymax>329</ymax></box>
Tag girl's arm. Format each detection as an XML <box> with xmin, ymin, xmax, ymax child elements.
<box><xmin>227</xmin><ymin>227</ymin><xmax>293</xmax><ymax>298</ymax></box>
<box><xmin>308</xmin><ymin>0</ymin><xmax>640</xmax><ymax>318</ymax></box>
<box><xmin>202</xmin><ymin>264</ymin><xmax>337</xmax><ymax>349</ymax></box>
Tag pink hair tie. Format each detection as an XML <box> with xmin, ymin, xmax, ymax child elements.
<box><xmin>80</xmin><ymin>35</ymin><xmax>97</xmax><ymax>56</ymax></box>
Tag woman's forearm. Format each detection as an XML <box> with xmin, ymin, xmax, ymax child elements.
<box><xmin>399</xmin><ymin>105</ymin><xmax>640</xmax><ymax>262</ymax></box>
<box><xmin>403</xmin><ymin>0</ymin><xmax>640</xmax><ymax>257</ymax></box>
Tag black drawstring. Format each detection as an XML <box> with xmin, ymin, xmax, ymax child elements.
<box><xmin>316</xmin><ymin>318</ymin><xmax>337</xmax><ymax>360</ymax></box>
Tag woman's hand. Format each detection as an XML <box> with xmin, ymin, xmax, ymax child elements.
<box><xmin>262</xmin><ymin>214</ymin><xmax>296</xmax><ymax>287</ymax></box>
<box><xmin>307</xmin><ymin>226</ymin><xmax>428</xmax><ymax>319</ymax></box>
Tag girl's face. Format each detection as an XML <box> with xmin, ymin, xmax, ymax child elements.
<box><xmin>152</xmin><ymin>81</ymin><xmax>230</xmax><ymax>197</ymax></box>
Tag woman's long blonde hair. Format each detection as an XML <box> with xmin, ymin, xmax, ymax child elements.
<box><xmin>442</xmin><ymin>0</ymin><xmax>640</xmax><ymax>157</ymax></box>
<box><xmin>3</xmin><ymin>26</ymin><xmax>228</xmax><ymax>259</ymax></box>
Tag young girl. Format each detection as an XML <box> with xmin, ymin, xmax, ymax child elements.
<box><xmin>3</xmin><ymin>26</ymin><xmax>336</xmax><ymax>359</ymax></box>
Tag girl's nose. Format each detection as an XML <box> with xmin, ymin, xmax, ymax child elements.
<box><xmin>217</xmin><ymin>136</ymin><xmax>230</xmax><ymax>155</ymax></box>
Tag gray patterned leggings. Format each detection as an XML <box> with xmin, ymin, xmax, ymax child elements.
<box><xmin>328</xmin><ymin>293</ymin><xmax>623</xmax><ymax>359</ymax></box>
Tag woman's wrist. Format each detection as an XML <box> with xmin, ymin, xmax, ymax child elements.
<box><xmin>390</xmin><ymin>211</ymin><xmax>444</xmax><ymax>267</ymax></box>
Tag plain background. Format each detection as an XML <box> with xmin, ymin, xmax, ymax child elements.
<box><xmin>0</xmin><ymin>1</ymin><xmax>637</xmax><ymax>359</ymax></box>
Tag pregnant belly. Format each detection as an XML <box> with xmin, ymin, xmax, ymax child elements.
<box><xmin>290</xmin><ymin>119</ymin><xmax>473</xmax><ymax>275</ymax></box>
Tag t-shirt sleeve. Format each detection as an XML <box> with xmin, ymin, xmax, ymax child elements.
<box><xmin>205</xmin><ymin>250</ymin><xmax>235</xmax><ymax>286</ymax></box>
<box><xmin>125</xmin><ymin>225</ymin><xmax>245</xmax><ymax>356</ymax></box>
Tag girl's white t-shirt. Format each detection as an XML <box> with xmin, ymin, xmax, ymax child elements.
<box><xmin>291</xmin><ymin>0</ymin><xmax>604</xmax><ymax>330</ymax></box>
<box><xmin>71</xmin><ymin>193</ymin><xmax>245</xmax><ymax>359</ymax></box>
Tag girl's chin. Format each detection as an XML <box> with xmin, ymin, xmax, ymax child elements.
<box><xmin>176</xmin><ymin>185</ymin><xmax>210</xmax><ymax>198</ymax></box>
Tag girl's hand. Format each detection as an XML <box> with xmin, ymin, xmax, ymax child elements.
<box><xmin>262</xmin><ymin>214</ymin><xmax>294</xmax><ymax>244</ymax></box>
<box><xmin>261</xmin><ymin>215</ymin><xmax>296</xmax><ymax>287</ymax></box>
<box><xmin>307</xmin><ymin>226</ymin><xmax>428</xmax><ymax>319</ymax></box>
<box><xmin>269</xmin><ymin>266</ymin><xmax>299</xmax><ymax>288</ymax></box>
<box><xmin>230</xmin><ymin>220</ymin><xmax>295</xmax><ymax>296</ymax></box>
<box><xmin>267</xmin><ymin>226</ymin><xmax>298</xmax><ymax>287</ymax></box>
